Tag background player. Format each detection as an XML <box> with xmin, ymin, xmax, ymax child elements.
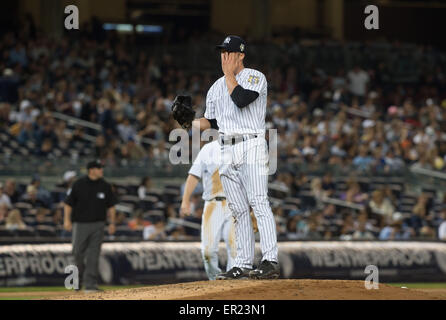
<box><xmin>189</xmin><ymin>35</ymin><xmax>280</xmax><ymax>280</ymax></box>
<box><xmin>180</xmin><ymin>139</ymin><xmax>236</xmax><ymax>280</ymax></box>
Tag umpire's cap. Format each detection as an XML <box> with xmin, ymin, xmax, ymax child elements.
<box><xmin>216</xmin><ymin>35</ymin><xmax>246</xmax><ymax>53</ymax></box>
<box><xmin>87</xmin><ymin>159</ymin><xmax>103</xmax><ymax>170</ymax></box>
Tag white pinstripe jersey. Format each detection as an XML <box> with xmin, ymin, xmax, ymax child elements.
<box><xmin>204</xmin><ymin>68</ymin><xmax>267</xmax><ymax>136</ymax></box>
<box><xmin>188</xmin><ymin>140</ymin><xmax>225</xmax><ymax>201</ymax></box>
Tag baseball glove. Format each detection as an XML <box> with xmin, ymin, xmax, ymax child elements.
<box><xmin>171</xmin><ymin>95</ymin><xmax>196</xmax><ymax>129</ymax></box>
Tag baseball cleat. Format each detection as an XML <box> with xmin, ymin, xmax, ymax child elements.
<box><xmin>249</xmin><ymin>260</ymin><xmax>280</xmax><ymax>279</ymax></box>
<box><xmin>216</xmin><ymin>267</ymin><xmax>253</xmax><ymax>280</ymax></box>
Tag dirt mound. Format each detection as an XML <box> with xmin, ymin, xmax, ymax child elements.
<box><xmin>54</xmin><ymin>280</ymin><xmax>446</xmax><ymax>300</ymax></box>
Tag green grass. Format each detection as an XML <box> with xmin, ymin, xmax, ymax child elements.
<box><xmin>0</xmin><ymin>296</ymin><xmax>49</xmax><ymax>300</ymax></box>
<box><xmin>387</xmin><ymin>283</ymin><xmax>446</xmax><ymax>289</ymax></box>
<box><xmin>0</xmin><ymin>285</ymin><xmax>148</xmax><ymax>300</ymax></box>
<box><xmin>0</xmin><ymin>285</ymin><xmax>146</xmax><ymax>293</ymax></box>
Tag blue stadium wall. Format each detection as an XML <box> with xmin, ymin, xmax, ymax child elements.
<box><xmin>0</xmin><ymin>241</ymin><xmax>446</xmax><ymax>286</ymax></box>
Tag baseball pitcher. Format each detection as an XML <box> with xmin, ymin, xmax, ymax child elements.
<box><xmin>172</xmin><ymin>35</ymin><xmax>279</xmax><ymax>280</ymax></box>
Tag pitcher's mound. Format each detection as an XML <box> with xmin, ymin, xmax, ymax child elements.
<box><xmin>58</xmin><ymin>280</ymin><xmax>446</xmax><ymax>300</ymax></box>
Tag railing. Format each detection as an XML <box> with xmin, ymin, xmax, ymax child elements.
<box><xmin>410</xmin><ymin>166</ymin><xmax>446</xmax><ymax>180</ymax></box>
<box><xmin>50</xmin><ymin>112</ymin><xmax>173</xmax><ymax>150</ymax></box>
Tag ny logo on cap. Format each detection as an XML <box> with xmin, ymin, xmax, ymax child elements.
<box><xmin>224</xmin><ymin>37</ymin><xmax>231</xmax><ymax>44</ymax></box>
<box><xmin>240</xmin><ymin>44</ymin><xmax>245</xmax><ymax>52</ymax></box>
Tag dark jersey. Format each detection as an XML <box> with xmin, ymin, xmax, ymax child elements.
<box><xmin>64</xmin><ymin>176</ymin><xmax>117</xmax><ymax>223</ymax></box>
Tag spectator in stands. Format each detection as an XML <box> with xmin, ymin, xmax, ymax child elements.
<box><xmin>305</xmin><ymin>216</ymin><xmax>323</xmax><ymax>240</ymax></box>
<box><xmin>321</xmin><ymin>173</ymin><xmax>336</xmax><ymax>197</ymax></box>
<box><xmin>341</xmin><ymin>180</ymin><xmax>368</xmax><ymax>204</ymax></box>
<box><xmin>127</xmin><ymin>211</ymin><xmax>151</xmax><ymax>230</ymax></box>
<box><xmin>31</xmin><ymin>208</ymin><xmax>53</xmax><ymax>228</ymax></box>
<box><xmin>137</xmin><ymin>176</ymin><xmax>152</xmax><ymax>199</ymax></box>
<box><xmin>143</xmin><ymin>217</ymin><xmax>167</xmax><ymax>240</ymax></box>
<box><xmin>352</xmin><ymin>145</ymin><xmax>374</xmax><ymax>171</ymax></box>
<box><xmin>408</xmin><ymin>194</ymin><xmax>432</xmax><ymax>236</ymax></box>
<box><xmin>3</xmin><ymin>179</ymin><xmax>19</xmax><ymax>204</ymax></box>
<box><xmin>120</xmin><ymin>137</ymin><xmax>146</xmax><ymax>161</ymax></box>
<box><xmin>94</xmin><ymin>135</ymin><xmax>107</xmax><ymax>158</ymax></box>
<box><xmin>0</xmin><ymin>203</ymin><xmax>7</xmax><ymax>226</ymax></box>
<box><xmin>30</xmin><ymin>175</ymin><xmax>52</xmax><ymax>208</ymax></box>
<box><xmin>117</xmin><ymin>118</ymin><xmax>136</xmax><ymax>143</ymax></box>
<box><xmin>379</xmin><ymin>217</ymin><xmax>413</xmax><ymax>240</ymax></box>
<box><xmin>52</xmin><ymin>206</ymin><xmax>64</xmax><ymax>230</ymax></box>
<box><xmin>286</xmin><ymin>213</ymin><xmax>300</xmax><ymax>240</ymax></box>
<box><xmin>352</xmin><ymin>221</ymin><xmax>375</xmax><ymax>240</ymax></box>
<box><xmin>60</xmin><ymin>171</ymin><xmax>77</xmax><ymax>189</ymax></box>
<box><xmin>98</xmin><ymin>98</ymin><xmax>117</xmax><ymax>139</ymax></box>
<box><xmin>293</xmin><ymin>212</ymin><xmax>308</xmax><ymax>239</ymax></box>
<box><xmin>352</xmin><ymin>211</ymin><xmax>375</xmax><ymax>240</ymax></box>
<box><xmin>17</xmin><ymin>122</ymin><xmax>35</xmax><ymax>146</ymax></box>
<box><xmin>310</xmin><ymin>177</ymin><xmax>324</xmax><ymax>200</ymax></box>
<box><xmin>438</xmin><ymin>208</ymin><xmax>446</xmax><ymax>240</ymax></box>
<box><xmin>322</xmin><ymin>204</ymin><xmax>339</xmax><ymax>228</ymax></box>
<box><xmin>0</xmin><ymin>182</ymin><xmax>12</xmax><ymax>208</ymax></box>
<box><xmin>114</xmin><ymin>211</ymin><xmax>127</xmax><ymax>227</ymax></box>
<box><xmin>9</xmin><ymin>42</ymin><xmax>28</xmax><ymax>67</ymax></box>
<box><xmin>418</xmin><ymin>225</ymin><xmax>436</xmax><ymax>239</ymax></box>
<box><xmin>35</xmin><ymin>121</ymin><xmax>58</xmax><ymax>151</ymax></box>
<box><xmin>21</xmin><ymin>185</ymin><xmax>48</xmax><ymax>208</ymax></box>
<box><xmin>347</xmin><ymin>66</ymin><xmax>369</xmax><ymax>103</ymax></box>
<box><xmin>339</xmin><ymin>211</ymin><xmax>356</xmax><ymax>239</ymax></box>
<box><xmin>290</xmin><ymin>173</ymin><xmax>309</xmax><ymax>196</ymax></box>
<box><xmin>166</xmin><ymin>226</ymin><xmax>188</xmax><ymax>240</ymax></box>
<box><xmin>384</xmin><ymin>150</ymin><xmax>405</xmax><ymax>172</ymax></box>
<box><xmin>5</xmin><ymin>209</ymin><xmax>27</xmax><ymax>230</ymax></box>
<box><xmin>368</xmin><ymin>190</ymin><xmax>395</xmax><ymax>223</ymax></box>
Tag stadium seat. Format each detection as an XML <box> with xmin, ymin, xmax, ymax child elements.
<box><xmin>143</xmin><ymin>210</ymin><xmax>164</xmax><ymax>219</ymax></box>
<box><xmin>15</xmin><ymin>228</ymin><xmax>36</xmax><ymax>237</ymax></box>
<box><xmin>0</xmin><ymin>227</ymin><xmax>15</xmax><ymax>238</ymax></box>
<box><xmin>140</xmin><ymin>196</ymin><xmax>158</xmax><ymax>210</ymax></box>
<box><xmin>35</xmin><ymin>225</ymin><xmax>57</xmax><ymax>237</ymax></box>
<box><xmin>22</xmin><ymin>216</ymin><xmax>36</xmax><ymax>225</ymax></box>
<box><xmin>119</xmin><ymin>195</ymin><xmax>140</xmax><ymax>205</ymax></box>
<box><xmin>114</xmin><ymin>226</ymin><xmax>139</xmax><ymax>238</ymax></box>
<box><xmin>14</xmin><ymin>202</ymin><xmax>33</xmax><ymax>211</ymax></box>
<box><xmin>125</xmin><ymin>184</ymin><xmax>139</xmax><ymax>196</ymax></box>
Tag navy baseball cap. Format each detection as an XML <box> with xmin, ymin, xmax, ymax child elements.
<box><xmin>87</xmin><ymin>160</ymin><xmax>103</xmax><ymax>169</ymax></box>
<box><xmin>216</xmin><ymin>35</ymin><xmax>246</xmax><ymax>53</ymax></box>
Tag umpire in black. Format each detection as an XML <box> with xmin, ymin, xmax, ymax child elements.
<box><xmin>63</xmin><ymin>160</ymin><xmax>117</xmax><ymax>292</ymax></box>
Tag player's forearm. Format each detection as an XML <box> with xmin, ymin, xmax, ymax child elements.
<box><xmin>108</xmin><ymin>207</ymin><xmax>116</xmax><ymax>224</ymax></box>
<box><xmin>63</xmin><ymin>204</ymin><xmax>72</xmax><ymax>223</ymax></box>
<box><xmin>224</xmin><ymin>73</ymin><xmax>238</xmax><ymax>95</ymax></box>
<box><xmin>192</xmin><ymin>118</ymin><xmax>211</xmax><ymax>131</ymax></box>
<box><xmin>182</xmin><ymin>175</ymin><xmax>199</xmax><ymax>203</ymax></box>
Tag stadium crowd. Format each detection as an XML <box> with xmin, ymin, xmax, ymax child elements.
<box><xmin>0</xmin><ymin>19</ymin><xmax>446</xmax><ymax>241</ymax></box>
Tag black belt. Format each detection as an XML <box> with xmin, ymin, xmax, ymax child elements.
<box><xmin>219</xmin><ymin>134</ymin><xmax>258</xmax><ymax>146</ymax></box>
<box><xmin>210</xmin><ymin>197</ymin><xmax>226</xmax><ymax>201</ymax></box>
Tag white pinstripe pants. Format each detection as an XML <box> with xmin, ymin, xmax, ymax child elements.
<box><xmin>219</xmin><ymin>136</ymin><xmax>278</xmax><ymax>269</ymax></box>
<box><xmin>201</xmin><ymin>199</ymin><xmax>236</xmax><ymax>280</ymax></box>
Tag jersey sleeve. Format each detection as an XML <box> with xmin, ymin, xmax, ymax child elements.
<box><xmin>239</xmin><ymin>71</ymin><xmax>267</xmax><ymax>96</ymax></box>
<box><xmin>64</xmin><ymin>181</ymin><xmax>77</xmax><ymax>206</ymax></box>
<box><xmin>204</xmin><ymin>85</ymin><xmax>216</xmax><ymax>119</ymax></box>
<box><xmin>188</xmin><ymin>147</ymin><xmax>204</xmax><ymax>178</ymax></box>
<box><xmin>106</xmin><ymin>183</ymin><xmax>118</xmax><ymax>208</ymax></box>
